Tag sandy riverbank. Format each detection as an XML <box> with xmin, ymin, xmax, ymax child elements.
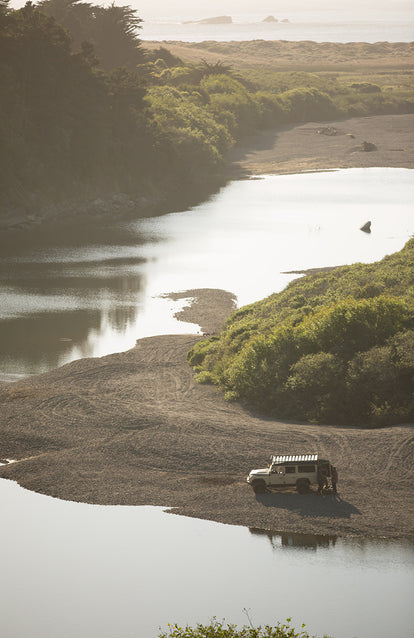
<box><xmin>226</xmin><ymin>113</ymin><xmax>414</xmax><ymax>178</ymax></box>
<box><xmin>1</xmin><ymin>288</ymin><xmax>413</xmax><ymax>541</ymax></box>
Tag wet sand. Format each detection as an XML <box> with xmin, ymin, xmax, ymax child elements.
<box><xmin>226</xmin><ymin>113</ymin><xmax>414</xmax><ymax>178</ymax></box>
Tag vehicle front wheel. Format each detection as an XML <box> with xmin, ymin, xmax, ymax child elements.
<box><xmin>252</xmin><ymin>480</ymin><xmax>267</xmax><ymax>494</ymax></box>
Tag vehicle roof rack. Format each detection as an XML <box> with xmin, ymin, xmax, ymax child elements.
<box><xmin>271</xmin><ymin>454</ymin><xmax>318</xmax><ymax>464</ymax></box>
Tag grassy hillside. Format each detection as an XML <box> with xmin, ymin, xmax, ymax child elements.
<box><xmin>144</xmin><ymin>40</ymin><xmax>414</xmax><ymax>74</ymax></box>
<box><xmin>188</xmin><ymin>239</ymin><xmax>414</xmax><ymax>427</ymax></box>
<box><xmin>145</xmin><ymin>41</ymin><xmax>414</xmax><ymax>122</ymax></box>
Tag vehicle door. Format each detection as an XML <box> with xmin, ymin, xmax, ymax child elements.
<box><xmin>269</xmin><ymin>464</ymin><xmax>285</xmax><ymax>486</ymax></box>
<box><xmin>284</xmin><ymin>465</ymin><xmax>297</xmax><ymax>486</ymax></box>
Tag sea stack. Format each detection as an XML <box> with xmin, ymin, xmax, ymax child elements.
<box><xmin>184</xmin><ymin>16</ymin><xmax>232</xmax><ymax>25</ymax></box>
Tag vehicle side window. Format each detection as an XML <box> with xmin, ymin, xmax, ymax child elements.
<box><xmin>285</xmin><ymin>466</ymin><xmax>296</xmax><ymax>473</ymax></box>
<box><xmin>298</xmin><ymin>465</ymin><xmax>316</xmax><ymax>473</ymax></box>
<box><xmin>271</xmin><ymin>466</ymin><xmax>282</xmax><ymax>473</ymax></box>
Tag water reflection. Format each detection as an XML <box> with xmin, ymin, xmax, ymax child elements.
<box><xmin>0</xmin><ymin>256</ymin><xmax>147</xmax><ymax>378</ymax></box>
<box><xmin>1</xmin><ymin>168</ymin><xmax>413</xmax><ymax>381</ymax></box>
<box><xmin>250</xmin><ymin>527</ymin><xmax>338</xmax><ymax>550</ymax></box>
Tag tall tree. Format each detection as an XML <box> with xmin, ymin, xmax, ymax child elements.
<box><xmin>36</xmin><ymin>0</ymin><xmax>94</xmax><ymax>50</ymax></box>
<box><xmin>36</xmin><ymin>0</ymin><xmax>146</xmax><ymax>72</ymax></box>
<box><xmin>91</xmin><ymin>3</ymin><xmax>145</xmax><ymax>71</ymax></box>
<box><xmin>0</xmin><ymin>2</ymin><xmax>111</xmax><ymax>206</ymax></box>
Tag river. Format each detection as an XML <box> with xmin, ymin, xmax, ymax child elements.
<box><xmin>1</xmin><ymin>168</ymin><xmax>413</xmax><ymax>382</ymax></box>
<box><xmin>1</xmin><ymin>478</ymin><xmax>413</xmax><ymax>638</ymax></box>
<box><xmin>1</xmin><ymin>168</ymin><xmax>414</xmax><ymax>637</ymax></box>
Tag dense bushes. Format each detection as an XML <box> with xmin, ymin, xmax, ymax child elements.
<box><xmin>277</xmin><ymin>88</ymin><xmax>337</xmax><ymax>122</ymax></box>
<box><xmin>241</xmin><ymin>67</ymin><xmax>414</xmax><ymax>118</ymax></box>
<box><xmin>37</xmin><ymin>0</ymin><xmax>147</xmax><ymax>71</ymax></box>
<box><xmin>147</xmin><ymin>86</ymin><xmax>232</xmax><ymax>173</ymax></box>
<box><xmin>153</xmin><ymin>70</ymin><xmax>340</xmax><ymax>138</ymax></box>
<box><xmin>188</xmin><ymin>239</ymin><xmax>414</xmax><ymax>426</ymax></box>
<box><xmin>0</xmin><ymin>1</ymin><xmax>154</xmax><ymax>209</ymax></box>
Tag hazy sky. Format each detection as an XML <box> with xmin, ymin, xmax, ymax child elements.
<box><xmin>10</xmin><ymin>0</ymin><xmax>414</xmax><ymax>16</ymax></box>
<box><xmin>132</xmin><ymin>0</ymin><xmax>413</xmax><ymax>20</ymax></box>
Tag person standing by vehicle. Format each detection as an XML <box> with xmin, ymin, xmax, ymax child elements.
<box><xmin>317</xmin><ymin>467</ymin><xmax>324</xmax><ymax>495</ymax></box>
<box><xmin>331</xmin><ymin>466</ymin><xmax>338</xmax><ymax>494</ymax></box>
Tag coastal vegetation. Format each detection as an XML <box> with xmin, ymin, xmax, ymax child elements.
<box><xmin>158</xmin><ymin>619</ymin><xmax>332</xmax><ymax>638</ymax></box>
<box><xmin>188</xmin><ymin>238</ymin><xmax>414</xmax><ymax>427</ymax></box>
<box><xmin>146</xmin><ymin>39</ymin><xmax>414</xmax><ymax>120</ymax></box>
<box><xmin>1</xmin><ymin>1</ymin><xmax>413</xmax><ymax>219</ymax></box>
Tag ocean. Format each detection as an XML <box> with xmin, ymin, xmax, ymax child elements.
<box><xmin>140</xmin><ymin>12</ymin><xmax>414</xmax><ymax>43</ymax></box>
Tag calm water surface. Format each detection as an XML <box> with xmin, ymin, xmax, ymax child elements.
<box><xmin>1</xmin><ymin>168</ymin><xmax>413</xmax><ymax>382</ymax></box>
<box><xmin>138</xmin><ymin>8</ymin><xmax>414</xmax><ymax>43</ymax></box>
<box><xmin>1</xmin><ymin>478</ymin><xmax>413</xmax><ymax>638</ymax></box>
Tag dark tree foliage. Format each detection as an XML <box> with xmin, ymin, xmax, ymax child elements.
<box><xmin>37</xmin><ymin>0</ymin><xmax>146</xmax><ymax>71</ymax></box>
<box><xmin>89</xmin><ymin>2</ymin><xmax>145</xmax><ymax>71</ymax></box>
<box><xmin>0</xmin><ymin>2</ymin><xmax>151</xmax><ymax>209</ymax></box>
<box><xmin>146</xmin><ymin>46</ymin><xmax>183</xmax><ymax>68</ymax></box>
<box><xmin>35</xmin><ymin>0</ymin><xmax>94</xmax><ymax>50</ymax></box>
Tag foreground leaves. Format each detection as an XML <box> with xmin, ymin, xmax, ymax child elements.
<box><xmin>158</xmin><ymin>619</ymin><xmax>333</xmax><ymax>638</ymax></box>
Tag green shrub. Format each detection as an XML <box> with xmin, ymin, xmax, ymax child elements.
<box><xmin>188</xmin><ymin>240</ymin><xmax>414</xmax><ymax>426</ymax></box>
<box><xmin>254</xmin><ymin>91</ymin><xmax>285</xmax><ymax>128</ymax></box>
<box><xmin>195</xmin><ymin>371</ymin><xmax>214</xmax><ymax>384</ymax></box>
<box><xmin>346</xmin><ymin>330</ymin><xmax>414</xmax><ymax>425</ymax></box>
<box><xmin>350</xmin><ymin>82</ymin><xmax>381</xmax><ymax>93</ymax></box>
<box><xmin>278</xmin><ymin>88</ymin><xmax>338</xmax><ymax>122</ymax></box>
<box><xmin>284</xmin><ymin>352</ymin><xmax>345</xmax><ymax>423</ymax></box>
<box><xmin>297</xmin><ymin>296</ymin><xmax>409</xmax><ymax>360</ymax></box>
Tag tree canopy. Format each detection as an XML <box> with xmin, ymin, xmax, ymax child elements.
<box><xmin>37</xmin><ymin>0</ymin><xmax>146</xmax><ymax>71</ymax></box>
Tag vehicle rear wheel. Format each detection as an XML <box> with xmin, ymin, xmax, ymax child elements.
<box><xmin>252</xmin><ymin>480</ymin><xmax>267</xmax><ymax>494</ymax></box>
<box><xmin>296</xmin><ymin>479</ymin><xmax>310</xmax><ymax>494</ymax></box>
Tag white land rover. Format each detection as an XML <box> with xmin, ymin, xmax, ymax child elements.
<box><xmin>247</xmin><ymin>454</ymin><xmax>332</xmax><ymax>494</ymax></box>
